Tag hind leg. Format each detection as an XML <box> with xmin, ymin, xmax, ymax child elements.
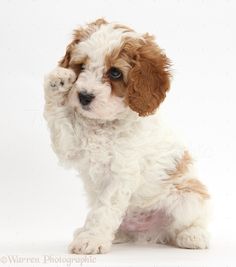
<box><xmin>165</xmin><ymin>179</ymin><xmax>210</xmax><ymax>249</ymax></box>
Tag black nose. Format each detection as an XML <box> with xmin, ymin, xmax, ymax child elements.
<box><xmin>78</xmin><ymin>92</ymin><xmax>95</xmax><ymax>106</ymax></box>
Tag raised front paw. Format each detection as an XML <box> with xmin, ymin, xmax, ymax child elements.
<box><xmin>44</xmin><ymin>67</ymin><xmax>76</xmax><ymax>93</ymax></box>
<box><xmin>68</xmin><ymin>231</ymin><xmax>111</xmax><ymax>254</ymax></box>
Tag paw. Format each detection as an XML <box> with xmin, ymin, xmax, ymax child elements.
<box><xmin>176</xmin><ymin>226</ymin><xmax>209</xmax><ymax>249</ymax></box>
<box><xmin>63</xmin><ymin>150</ymin><xmax>80</xmax><ymax>161</ymax></box>
<box><xmin>44</xmin><ymin>67</ymin><xmax>76</xmax><ymax>93</ymax></box>
<box><xmin>68</xmin><ymin>232</ymin><xmax>111</xmax><ymax>254</ymax></box>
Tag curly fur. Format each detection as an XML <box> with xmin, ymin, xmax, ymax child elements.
<box><xmin>44</xmin><ymin>19</ymin><xmax>210</xmax><ymax>254</ymax></box>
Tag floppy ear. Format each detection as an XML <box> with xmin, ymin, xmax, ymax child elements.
<box><xmin>59</xmin><ymin>40</ymin><xmax>78</xmax><ymax>68</ymax></box>
<box><xmin>126</xmin><ymin>36</ymin><xmax>171</xmax><ymax>116</ymax></box>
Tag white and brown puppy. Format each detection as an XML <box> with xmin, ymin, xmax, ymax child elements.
<box><xmin>44</xmin><ymin>19</ymin><xmax>210</xmax><ymax>254</ymax></box>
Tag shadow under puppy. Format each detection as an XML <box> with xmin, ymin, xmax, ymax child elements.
<box><xmin>44</xmin><ymin>18</ymin><xmax>210</xmax><ymax>254</ymax></box>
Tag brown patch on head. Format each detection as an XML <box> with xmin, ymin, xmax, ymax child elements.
<box><xmin>105</xmin><ymin>52</ymin><xmax>132</xmax><ymax>97</ymax></box>
<box><xmin>107</xmin><ymin>77</ymin><xmax>127</xmax><ymax>97</ymax></box>
<box><xmin>176</xmin><ymin>179</ymin><xmax>210</xmax><ymax>199</ymax></box>
<box><xmin>104</xmin><ymin>33</ymin><xmax>133</xmax><ymax>98</ymax></box>
<box><xmin>105</xmin><ymin>33</ymin><xmax>171</xmax><ymax>115</ymax></box>
<box><xmin>59</xmin><ymin>18</ymin><xmax>107</xmax><ymax>68</ymax></box>
<box><xmin>168</xmin><ymin>151</ymin><xmax>193</xmax><ymax>179</ymax></box>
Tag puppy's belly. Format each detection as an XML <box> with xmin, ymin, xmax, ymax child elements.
<box><xmin>120</xmin><ymin>209</ymin><xmax>170</xmax><ymax>232</ymax></box>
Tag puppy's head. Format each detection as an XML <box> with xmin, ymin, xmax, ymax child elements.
<box><xmin>60</xmin><ymin>19</ymin><xmax>171</xmax><ymax>120</ymax></box>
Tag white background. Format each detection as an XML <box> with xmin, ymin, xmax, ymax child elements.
<box><xmin>0</xmin><ymin>0</ymin><xmax>236</xmax><ymax>266</ymax></box>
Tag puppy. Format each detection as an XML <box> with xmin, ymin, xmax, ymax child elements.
<box><xmin>44</xmin><ymin>19</ymin><xmax>210</xmax><ymax>254</ymax></box>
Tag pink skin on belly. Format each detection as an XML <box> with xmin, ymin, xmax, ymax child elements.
<box><xmin>120</xmin><ymin>209</ymin><xmax>169</xmax><ymax>232</ymax></box>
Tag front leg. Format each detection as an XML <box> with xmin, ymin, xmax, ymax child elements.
<box><xmin>69</xmin><ymin>173</ymin><xmax>139</xmax><ymax>254</ymax></box>
<box><xmin>44</xmin><ymin>67</ymin><xmax>79</xmax><ymax>162</ymax></box>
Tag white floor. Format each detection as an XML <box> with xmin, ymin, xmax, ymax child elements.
<box><xmin>0</xmin><ymin>236</ymin><xmax>235</xmax><ymax>267</ymax></box>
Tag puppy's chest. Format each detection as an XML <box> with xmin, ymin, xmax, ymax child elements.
<box><xmin>77</xmin><ymin>127</ymin><xmax>115</xmax><ymax>179</ymax></box>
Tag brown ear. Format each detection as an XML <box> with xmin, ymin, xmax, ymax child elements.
<box><xmin>59</xmin><ymin>41</ymin><xmax>78</xmax><ymax>68</ymax></box>
<box><xmin>126</xmin><ymin>36</ymin><xmax>171</xmax><ymax>116</ymax></box>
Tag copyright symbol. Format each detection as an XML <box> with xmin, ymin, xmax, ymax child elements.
<box><xmin>0</xmin><ymin>256</ymin><xmax>7</xmax><ymax>263</ymax></box>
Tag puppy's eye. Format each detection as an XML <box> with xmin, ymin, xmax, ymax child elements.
<box><xmin>108</xmin><ymin>67</ymin><xmax>122</xmax><ymax>80</ymax></box>
<box><xmin>80</xmin><ymin>64</ymin><xmax>85</xmax><ymax>71</ymax></box>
